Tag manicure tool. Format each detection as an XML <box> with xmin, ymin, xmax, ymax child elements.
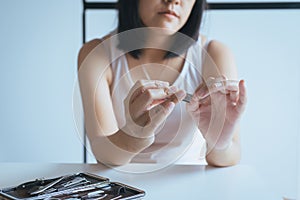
<box><xmin>30</xmin><ymin>176</ymin><xmax>66</xmax><ymax>195</ymax></box>
<box><xmin>29</xmin><ymin>184</ymin><xmax>109</xmax><ymax>200</ymax></box>
<box><xmin>111</xmin><ymin>195</ymin><xmax>122</xmax><ymax>200</ymax></box>
<box><xmin>95</xmin><ymin>194</ymin><xmax>108</xmax><ymax>199</ymax></box>
<box><xmin>182</xmin><ymin>80</ymin><xmax>239</xmax><ymax>103</ymax></box>
<box><xmin>62</xmin><ymin>177</ymin><xmax>89</xmax><ymax>188</ymax></box>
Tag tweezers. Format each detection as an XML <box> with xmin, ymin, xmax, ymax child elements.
<box><xmin>181</xmin><ymin>80</ymin><xmax>239</xmax><ymax>103</ymax></box>
<box><xmin>182</xmin><ymin>93</ymin><xmax>210</xmax><ymax>103</ymax></box>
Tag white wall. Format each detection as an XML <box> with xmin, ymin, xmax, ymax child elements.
<box><xmin>0</xmin><ymin>0</ymin><xmax>83</xmax><ymax>162</ymax></box>
<box><xmin>202</xmin><ymin>9</ymin><xmax>300</xmax><ymax>197</ymax></box>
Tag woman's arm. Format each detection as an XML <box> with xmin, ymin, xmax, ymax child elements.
<box><xmin>77</xmin><ymin>38</ymin><xmax>185</xmax><ymax>165</ymax></box>
<box><xmin>202</xmin><ymin>40</ymin><xmax>247</xmax><ymax>167</ymax></box>
<box><xmin>78</xmin><ymin>39</ymin><xmax>154</xmax><ymax>165</ymax></box>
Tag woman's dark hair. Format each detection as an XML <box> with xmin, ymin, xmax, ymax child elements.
<box><xmin>116</xmin><ymin>0</ymin><xmax>207</xmax><ymax>59</ymax></box>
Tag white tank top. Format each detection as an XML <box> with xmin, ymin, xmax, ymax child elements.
<box><xmin>106</xmin><ymin>33</ymin><xmax>210</xmax><ymax>165</ymax></box>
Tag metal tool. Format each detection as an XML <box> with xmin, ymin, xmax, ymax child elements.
<box><xmin>182</xmin><ymin>80</ymin><xmax>239</xmax><ymax>103</ymax></box>
<box><xmin>30</xmin><ymin>176</ymin><xmax>65</xmax><ymax>195</ymax></box>
<box><xmin>111</xmin><ymin>195</ymin><xmax>122</xmax><ymax>200</ymax></box>
<box><xmin>62</xmin><ymin>177</ymin><xmax>89</xmax><ymax>188</ymax></box>
<box><xmin>182</xmin><ymin>93</ymin><xmax>193</xmax><ymax>103</ymax></box>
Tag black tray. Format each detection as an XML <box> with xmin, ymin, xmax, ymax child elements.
<box><xmin>0</xmin><ymin>172</ymin><xmax>145</xmax><ymax>200</ymax></box>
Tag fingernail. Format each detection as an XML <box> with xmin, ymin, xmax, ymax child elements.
<box><xmin>166</xmin><ymin>85</ymin><xmax>177</xmax><ymax>95</ymax></box>
<box><xmin>155</xmin><ymin>80</ymin><xmax>169</xmax><ymax>88</ymax></box>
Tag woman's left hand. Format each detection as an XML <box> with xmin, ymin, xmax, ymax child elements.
<box><xmin>186</xmin><ymin>77</ymin><xmax>247</xmax><ymax>150</ymax></box>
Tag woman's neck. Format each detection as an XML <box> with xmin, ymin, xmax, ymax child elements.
<box><xmin>141</xmin><ymin>33</ymin><xmax>172</xmax><ymax>62</ymax></box>
<box><xmin>140</xmin><ymin>48</ymin><xmax>167</xmax><ymax>62</ymax></box>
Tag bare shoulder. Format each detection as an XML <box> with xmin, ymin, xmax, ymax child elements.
<box><xmin>200</xmin><ymin>35</ymin><xmax>233</xmax><ymax>56</ymax></box>
<box><xmin>199</xmin><ymin>34</ymin><xmax>232</xmax><ymax>57</ymax></box>
<box><xmin>202</xmin><ymin>39</ymin><xmax>237</xmax><ymax>79</ymax></box>
<box><xmin>206</xmin><ymin>40</ymin><xmax>234</xmax><ymax>60</ymax></box>
<box><xmin>78</xmin><ymin>39</ymin><xmax>102</xmax><ymax>68</ymax></box>
<box><xmin>77</xmin><ymin>34</ymin><xmax>113</xmax><ymax>84</ymax></box>
<box><xmin>77</xmin><ymin>34</ymin><xmax>112</xmax><ymax>69</ymax></box>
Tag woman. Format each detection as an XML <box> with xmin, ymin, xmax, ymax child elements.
<box><xmin>78</xmin><ymin>0</ymin><xmax>247</xmax><ymax>167</ymax></box>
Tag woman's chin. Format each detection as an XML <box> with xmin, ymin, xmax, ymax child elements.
<box><xmin>161</xmin><ymin>28</ymin><xmax>177</xmax><ymax>35</ymax></box>
<box><xmin>149</xmin><ymin>26</ymin><xmax>178</xmax><ymax>36</ymax></box>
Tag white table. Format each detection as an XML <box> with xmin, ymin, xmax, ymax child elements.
<box><xmin>0</xmin><ymin>163</ymin><xmax>296</xmax><ymax>199</ymax></box>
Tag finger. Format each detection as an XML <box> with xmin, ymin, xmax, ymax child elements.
<box><xmin>148</xmin><ymin>101</ymin><xmax>175</xmax><ymax>129</ymax></box>
<box><xmin>132</xmin><ymin>101</ymin><xmax>174</xmax><ymax>132</ymax></box>
<box><xmin>208</xmin><ymin>79</ymin><xmax>238</xmax><ymax>96</ymax></box>
<box><xmin>130</xmin><ymin>80</ymin><xmax>169</xmax><ymax>103</ymax></box>
<box><xmin>236</xmin><ymin>80</ymin><xmax>247</xmax><ymax>111</ymax></box>
<box><xmin>221</xmin><ymin>74</ymin><xmax>228</xmax><ymax>80</ymax></box>
<box><xmin>165</xmin><ymin>85</ymin><xmax>178</xmax><ymax>95</ymax></box>
<box><xmin>188</xmin><ymin>83</ymin><xmax>211</xmax><ymax>111</ymax></box>
<box><xmin>167</xmin><ymin>90</ymin><xmax>186</xmax><ymax>103</ymax></box>
<box><xmin>214</xmin><ymin>75</ymin><xmax>227</xmax><ymax>85</ymax></box>
<box><xmin>186</xmin><ymin>98</ymin><xmax>200</xmax><ymax>112</ymax></box>
<box><xmin>207</xmin><ymin>77</ymin><xmax>238</xmax><ymax>95</ymax></box>
<box><xmin>219</xmin><ymin>75</ymin><xmax>229</xmax><ymax>94</ymax></box>
<box><xmin>226</xmin><ymin>79</ymin><xmax>239</xmax><ymax>88</ymax></box>
<box><xmin>199</xmin><ymin>104</ymin><xmax>212</xmax><ymax>113</ymax></box>
<box><xmin>135</xmin><ymin>79</ymin><xmax>169</xmax><ymax>88</ymax></box>
<box><xmin>187</xmin><ymin>93</ymin><xmax>210</xmax><ymax>112</ymax></box>
<box><xmin>204</xmin><ymin>82</ymin><xmax>226</xmax><ymax>102</ymax></box>
<box><xmin>194</xmin><ymin>80</ymin><xmax>206</xmax><ymax>93</ymax></box>
<box><xmin>224</xmin><ymin>80</ymin><xmax>239</xmax><ymax>94</ymax></box>
<box><xmin>205</xmin><ymin>76</ymin><xmax>216</xmax><ymax>87</ymax></box>
<box><xmin>199</xmin><ymin>95</ymin><xmax>211</xmax><ymax>106</ymax></box>
<box><xmin>200</xmin><ymin>79</ymin><xmax>229</xmax><ymax>99</ymax></box>
<box><xmin>210</xmin><ymin>80</ymin><xmax>228</xmax><ymax>94</ymax></box>
<box><xmin>146</xmin><ymin>90</ymin><xmax>185</xmax><ymax>129</ymax></box>
<box><xmin>205</xmin><ymin>76</ymin><xmax>226</xmax><ymax>88</ymax></box>
<box><xmin>137</xmin><ymin>86</ymin><xmax>180</xmax><ymax>112</ymax></box>
<box><xmin>226</xmin><ymin>95</ymin><xmax>237</xmax><ymax>107</ymax></box>
<box><xmin>207</xmin><ymin>88</ymin><xmax>227</xmax><ymax>111</ymax></box>
<box><xmin>229</xmin><ymin>90</ymin><xmax>239</xmax><ymax>102</ymax></box>
<box><xmin>132</xmin><ymin>80</ymin><xmax>169</xmax><ymax>102</ymax></box>
<box><xmin>134</xmin><ymin>90</ymin><xmax>185</xmax><ymax>126</ymax></box>
<box><xmin>134</xmin><ymin>111</ymin><xmax>150</xmax><ymax>127</ymax></box>
<box><xmin>193</xmin><ymin>82</ymin><xmax>209</xmax><ymax>101</ymax></box>
<box><xmin>134</xmin><ymin>88</ymin><xmax>171</xmax><ymax>116</ymax></box>
<box><xmin>194</xmin><ymin>76</ymin><xmax>226</xmax><ymax>100</ymax></box>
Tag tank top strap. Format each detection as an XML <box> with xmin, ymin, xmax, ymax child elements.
<box><xmin>184</xmin><ymin>36</ymin><xmax>208</xmax><ymax>75</ymax></box>
<box><xmin>201</xmin><ymin>36</ymin><xmax>212</xmax><ymax>58</ymax></box>
<box><xmin>100</xmin><ymin>29</ymin><xmax>125</xmax><ymax>71</ymax></box>
<box><xmin>203</xmin><ymin>36</ymin><xmax>212</xmax><ymax>49</ymax></box>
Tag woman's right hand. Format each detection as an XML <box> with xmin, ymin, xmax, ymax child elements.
<box><xmin>122</xmin><ymin>80</ymin><xmax>186</xmax><ymax>139</ymax></box>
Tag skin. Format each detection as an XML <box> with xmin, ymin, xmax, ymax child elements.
<box><xmin>188</xmin><ymin>41</ymin><xmax>247</xmax><ymax>166</ymax></box>
<box><xmin>138</xmin><ymin>0</ymin><xmax>196</xmax><ymax>34</ymax></box>
<box><xmin>78</xmin><ymin>0</ymin><xmax>247</xmax><ymax>166</ymax></box>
